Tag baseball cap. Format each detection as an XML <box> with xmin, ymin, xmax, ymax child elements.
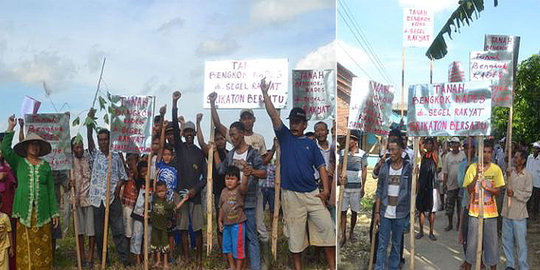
<box><xmin>450</xmin><ymin>137</ymin><xmax>460</xmax><ymax>143</ymax></box>
<box><xmin>533</xmin><ymin>141</ymin><xmax>540</xmax><ymax>148</ymax></box>
<box><xmin>183</xmin><ymin>121</ymin><xmax>196</xmax><ymax>131</ymax></box>
<box><xmin>350</xmin><ymin>130</ymin><xmax>361</xmax><ymax>141</ymax></box>
<box><xmin>287</xmin><ymin>107</ymin><xmax>307</xmax><ymax>121</ymax></box>
<box><xmin>463</xmin><ymin>138</ymin><xmax>476</xmax><ymax>147</ymax></box>
<box><xmin>240</xmin><ymin>109</ymin><xmax>254</xmax><ymax>118</ymax></box>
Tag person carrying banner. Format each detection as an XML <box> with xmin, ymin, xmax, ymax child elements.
<box><xmin>442</xmin><ymin>137</ymin><xmax>466</xmax><ymax>231</ymax></box>
<box><xmin>501</xmin><ymin>149</ymin><xmax>532</xmax><ymax>270</ymax></box>
<box><xmin>415</xmin><ymin>137</ymin><xmax>439</xmax><ymax>241</ymax></box>
<box><xmin>338</xmin><ymin>130</ymin><xmax>367</xmax><ymax>247</ymax></box>
<box><xmin>69</xmin><ymin>136</ymin><xmax>95</xmax><ymax>268</ymax></box>
<box><xmin>373</xmin><ymin>137</ymin><xmax>412</xmax><ymax>270</ymax></box>
<box><xmin>526</xmin><ymin>141</ymin><xmax>540</xmax><ymax>220</ymax></box>
<box><xmin>259</xmin><ymin>78</ymin><xmax>335</xmax><ymax>270</ymax></box>
<box><xmin>171</xmin><ymin>91</ymin><xmax>207</xmax><ymax>270</ymax></box>
<box><xmin>86</xmin><ymin>109</ymin><xmax>131</xmax><ymax>267</ymax></box>
<box><xmin>462</xmin><ymin>140</ymin><xmax>504</xmax><ymax>270</ymax></box>
<box><xmin>457</xmin><ymin>138</ymin><xmax>477</xmax><ymax>269</ymax></box>
<box><xmin>1</xmin><ymin>115</ymin><xmax>59</xmax><ymax>269</ymax></box>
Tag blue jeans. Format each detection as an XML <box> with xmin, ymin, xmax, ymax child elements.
<box><xmin>262</xmin><ymin>187</ymin><xmax>275</xmax><ymax>213</ymax></box>
<box><xmin>502</xmin><ymin>217</ymin><xmax>529</xmax><ymax>270</ymax></box>
<box><xmin>375</xmin><ymin>216</ymin><xmax>408</xmax><ymax>270</ymax></box>
<box><xmin>244</xmin><ymin>208</ymin><xmax>260</xmax><ymax>270</ymax></box>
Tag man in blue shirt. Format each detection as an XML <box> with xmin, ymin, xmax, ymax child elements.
<box><xmin>260</xmin><ymin>78</ymin><xmax>335</xmax><ymax>270</ymax></box>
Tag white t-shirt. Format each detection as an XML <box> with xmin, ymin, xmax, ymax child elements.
<box><xmin>233</xmin><ymin>150</ymin><xmax>249</xmax><ymax>181</ymax></box>
<box><xmin>384</xmin><ymin>166</ymin><xmax>402</xmax><ymax>219</ymax></box>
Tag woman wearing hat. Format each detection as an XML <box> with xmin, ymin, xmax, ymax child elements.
<box><xmin>1</xmin><ymin>115</ymin><xmax>59</xmax><ymax>269</ymax></box>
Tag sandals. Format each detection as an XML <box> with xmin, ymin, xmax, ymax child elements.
<box><xmin>415</xmin><ymin>232</ymin><xmax>424</xmax><ymax>239</ymax></box>
<box><xmin>429</xmin><ymin>233</ymin><xmax>437</xmax><ymax>241</ymax></box>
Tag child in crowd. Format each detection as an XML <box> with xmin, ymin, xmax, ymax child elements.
<box><xmin>0</xmin><ymin>195</ymin><xmax>13</xmax><ymax>270</ymax></box>
<box><xmin>123</xmin><ymin>153</ymin><xmax>140</xmax><ymax>250</ymax></box>
<box><xmin>151</xmin><ymin>181</ymin><xmax>188</xmax><ymax>269</ymax></box>
<box><xmin>219</xmin><ymin>166</ymin><xmax>248</xmax><ymax>270</ymax></box>
<box><xmin>130</xmin><ymin>160</ymin><xmax>153</xmax><ymax>265</ymax></box>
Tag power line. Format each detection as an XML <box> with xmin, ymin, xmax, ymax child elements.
<box><xmin>337</xmin><ymin>41</ymin><xmax>373</xmax><ymax>80</ymax></box>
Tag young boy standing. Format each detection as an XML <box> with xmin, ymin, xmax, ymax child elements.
<box><xmin>219</xmin><ymin>166</ymin><xmax>248</xmax><ymax>270</ymax></box>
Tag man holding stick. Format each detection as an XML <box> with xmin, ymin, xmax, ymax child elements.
<box><xmin>171</xmin><ymin>91</ymin><xmax>207</xmax><ymax>269</ymax></box>
<box><xmin>259</xmin><ymin>78</ymin><xmax>335</xmax><ymax>270</ymax></box>
<box><xmin>86</xmin><ymin>110</ymin><xmax>130</xmax><ymax>267</ymax></box>
<box><xmin>462</xmin><ymin>140</ymin><xmax>504</xmax><ymax>270</ymax></box>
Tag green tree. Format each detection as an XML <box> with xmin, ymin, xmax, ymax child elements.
<box><xmin>492</xmin><ymin>54</ymin><xmax>540</xmax><ymax>144</ymax></box>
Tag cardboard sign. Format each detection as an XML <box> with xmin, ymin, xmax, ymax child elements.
<box><xmin>484</xmin><ymin>34</ymin><xmax>520</xmax><ymax>73</ymax></box>
<box><xmin>203</xmin><ymin>59</ymin><xmax>289</xmax><ymax>109</ymax></box>
<box><xmin>403</xmin><ymin>8</ymin><xmax>434</xmax><ymax>48</ymax></box>
<box><xmin>407</xmin><ymin>81</ymin><xmax>492</xmax><ymax>137</ymax></box>
<box><xmin>448</xmin><ymin>61</ymin><xmax>465</xmax><ymax>82</ymax></box>
<box><xmin>25</xmin><ymin>112</ymin><xmax>71</xmax><ymax>170</ymax></box>
<box><xmin>20</xmin><ymin>96</ymin><xmax>41</xmax><ymax>119</ymax></box>
<box><xmin>110</xmin><ymin>95</ymin><xmax>154</xmax><ymax>154</ymax></box>
<box><xmin>470</xmin><ymin>51</ymin><xmax>513</xmax><ymax>107</ymax></box>
<box><xmin>292</xmin><ymin>69</ymin><xmax>335</xmax><ymax>120</ymax></box>
<box><xmin>347</xmin><ymin>78</ymin><xmax>395</xmax><ymax>136</ymax></box>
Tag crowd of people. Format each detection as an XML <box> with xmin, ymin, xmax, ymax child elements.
<box><xmin>0</xmin><ymin>78</ymin><xmax>337</xmax><ymax>269</ymax></box>
<box><xmin>339</xmin><ymin>128</ymin><xmax>540</xmax><ymax>270</ymax></box>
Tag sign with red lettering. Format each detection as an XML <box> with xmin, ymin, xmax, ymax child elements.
<box><xmin>403</xmin><ymin>8</ymin><xmax>433</xmax><ymax>48</ymax></box>
<box><xmin>347</xmin><ymin>79</ymin><xmax>395</xmax><ymax>136</ymax></box>
<box><xmin>470</xmin><ymin>51</ymin><xmax>513</xmax><ymax>107</ymax></box>
<box><xmin>110</xmin><ymin>94</ymin><xmax>154</xmax><ymax>154</ymax></box>
<box><xmin>484</xmin><ymin>35</ymin><xmax>520</xmax><ymax>72</ymax></box>
<box><xmin>25</xmin><ymin>112</ymin><xmax>71</xmax><ymax>170</ymax></box>
<box><xmin>292</xmin><ymin>69</ymin><xmax>335</xmax><ymax>120</ymax></box>
<box><xmin>448</xmin><ymin>61</ymin><xmax>465</xmax><ymax>82</ymax></box>
<box><xmin>203</xmin><ymin>59</ymin><xmax>289</xmax><ymax>109</ymax></box>
<box><xmin>407</xmin><ymin>81</ymin><xmax>492</xmax><ymax>137</ymax></box>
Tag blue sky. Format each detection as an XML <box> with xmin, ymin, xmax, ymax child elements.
<box><xmin>0</xmin><ymin>0</ymin><xmax>335</xmax><ymax>146</ymax></box>
<box><xmin>337</xmin><ymin>0</ymin><xmax>540</xmax><ymax>111</ymax></box>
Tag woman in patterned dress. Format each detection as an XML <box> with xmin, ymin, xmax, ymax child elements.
<box><xmin>1</xmin><ymin>115</ymin><xmax>59</xmax><ymax>269</ymax></box>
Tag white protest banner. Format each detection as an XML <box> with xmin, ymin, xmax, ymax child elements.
<box><xmin>292</xmin><ymin>69</ymin><xmax>335</xmax><ymax>120</ymax></box>
<box><xmin>203</xmin><ymin>59</ymin><xmax>288</xmax><ymax>109</ymax></box>
<box><xmin>110</xmin><ymin>94</ymin><xmax>154</xmax><ymax>154</ymax></box>
<box><xmin>347</xmin><ymin>78</ymin><xmax>395</xmax><ymax>136</ymax></box>
<box><xmin>20</xmin><ymin>96</ymin><xmax>41</xmax><ymax>119</ymax></box>
<box><xmin>484</xmin><ymin>35</ymin><xmax>520</xmax><ymax>72</ymax></box>
<box><xmin>407</xmin><ymin>81</ymin><xmax>492</xmax><ymax>137</ymax></box>
<box><xmin>403</xmin><ymin>8</ymin><xmax>434</xmax><ymax>48</ymax></box>
<box><xmin>470</xmin><ymin>51</ymin><xmax>513</xmax><ymax>107</ymax></box>
<box><xmin>25</xmin><ymin>112</ymin><xmax>71</xmax><ymax>170</ymax></box>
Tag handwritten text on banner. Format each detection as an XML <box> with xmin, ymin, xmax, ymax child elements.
<box><xmin>403</xmin><ymin>8</ymin><xmax>434</xmax><ymax>48</ymax></box>
<box><xmin>110</xmin><ymin>95</ymin><xmax>154</xmax><ymax>154</ymax></box>
<box><xmin>470</xmin><ymin>51</ymin><xmax>513</xmax><ymax>107</ymax></box>
<box><xmin>348</xmin><ymin>79</ymin><xmax>395</xmax><ymax>136</ymax></box>
<box><xmin>25</xmin><ymin>112</ymin><xmax>71</xmax><ymax>170</ymax></box>
<box><xmin>292</xmin><ymin>69</ymin><xmax>335</xmax><ymax>120</ymax></box>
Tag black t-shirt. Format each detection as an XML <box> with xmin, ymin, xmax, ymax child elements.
<box><xmin>213</xmin><ymin>148</ymin><xmax>228</xmax><ymax>196</ymax></box>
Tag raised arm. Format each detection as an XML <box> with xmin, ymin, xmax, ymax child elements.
<box><xmin>156</xmin><ymin>120</ymin><xmax>168</xmax><ymax>163</ymax></box>
<box><xmin>262</xmin><ymin>138</ymin><xmax>277</xmax><ymax>165</ymax></box>
<box><xmin>1</xmin><ymin>116</ymin><xmax>21</xmax><ymax>168</ymax></box>
<box><xmin>87</xmin><ymin>109</ymin><xmax>96</xmax><ymax>153</ymax></box>
<box><xmin>208</xmin><ymin>92</ymin><xmax>229</xmax><ymax>139</ymax></box>
<box><xmin>196</xmin><ymin>113</ymin><xmax>210</xmax><ymax>156</ymax></box>
<box><xmin>259</xmin><ymin>78</ymin><xmax>282</xmax><ymax>130</ymax></box>
<box><xmin>171</xmin><ymin>91</ymin><xmax>183</xmax><ymax>150</ymax></box>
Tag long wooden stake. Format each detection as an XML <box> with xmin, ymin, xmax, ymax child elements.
<box><xmin>271</xmin><ymin>110</ymin><xmax>281</xmax><ymax>260</ymax></box>
<box><xmin>336</xmin><ymin>129</ymin><xmax>351</xmax><ymax>261</ymax></box>
<box><xmin>507</xmin><ymin>87</ymin><xmax>515</xmax><ymax>208</ymax></box>
<box><xmin>409</xmin><ymin>137</ymin><xmax>420</xmax><ymax>270</ymax></box>
<box><xmin>70</xmin><ymin>170</ymin><xmax>83</xmax><ymax>270</ymax></box>
<box><xmin>368</xmin><ymin>137</ymin><xmax>387</xmax><ymax>270</ymax></box>
<box><xmin>429</xmin><ymin>56</ymin><xmax>433</xmax><ymax>84</ymax></box>
<box><xmin>101</xmin><ymin>152</ymin><xmax>113</xmax><ymax>270</ymax></box>
<box><xmin>401</xmin><ymin>48</ymin><xmax>405</xmax><ymax>117</ymax></box>
<box><xmin>143</xmin><ymin>153</ymin><xmax>153</xmax><ymax>270</ymax></box>
<box><xmin>206</xmin><ymin>120</ymin><xmax>215</xmax><ymax>256</ymax></box>
<box><xmin>475</xmin><ymin>137</ymin><xmax>484</xmax><ymax>270</ymax></box>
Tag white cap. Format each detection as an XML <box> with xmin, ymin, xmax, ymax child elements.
<box><xmin>450</xmin><ymin>137</ymin><xmax>460</xmax><ymax>143</ymax></box>
<box><xmin>533</xmin><ymin>141</ymin><xmax>540</xmax><ymax>148</ymax></box>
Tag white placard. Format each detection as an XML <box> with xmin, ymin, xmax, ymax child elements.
<box><xmin>403</xmin><ymin>8</ymin><xmax>434</xmax><ymax>48</ymax></box>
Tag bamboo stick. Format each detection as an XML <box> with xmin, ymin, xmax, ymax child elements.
<box><xmin>409</xmin><ymin>137</ymin><xmax>420</xmax><ymax>270</ymax></box>
<box><xmin>206</xmin><ymin>120</ymin><xmax>215</xmax><ymax>255</ymax></box>
<box><xmin>70</xmin><ymin>170</ymin><xmax>83</xmax><ymax>270</ymax></box>
<box><xmin>336</xmin><ymin>129</ymin><xmax>351</xmax><ymax>261</ymax></box>
<box><xmin>101</xmin><ymin>152</ymin><xmax>113</xmax><ymax>270</ymax></box>
<box><xmin>143</xmin><ymin>153</ymin><xmax>153</xmax><ymax>270</ymax></box>
<box><xmin>475</xmin><ymin>137</ymin><xmax>484</xmax><ymax>270</ymax></box>
<box><xmin>271</xmin><ymin>110</ymin><xmax>281</xmax><ymax>260</ymax></box>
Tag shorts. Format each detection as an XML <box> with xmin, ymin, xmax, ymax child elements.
<box><xmin>341</xmin><ymin>188</ymin><xmax>362</xmax><ymax>213</ymax></box>
<box><xmin>76</xmin><ymin>206</ymin><xmax>95</xmax><ymax>236</ymax></box>
<box><xmin>281</xmin><ymin>189</ymin><xmax>336</xmax><ymax>253</ymax></box>
<box><xmin>222</xmin><ymin>222</ymin><xmax>246</xmax><ymax>259</ymax></box>
<box><xmin>446</xmin><ymin>189</ymin><xmax>460</xmax><ymax>216</ymax></box>
<box><xmin>465</xmin><ymin>217</ymin><xmax>498</xmax><ymax>266</ymax></box>
<box><xmin>176</xmin><ymin>202</ymin><xmax>204</xmax><ymax>232</ymax></box>
<box><xmin>151</xmin><ymin>227</ymin><xmax>169</xmax><ymax>252</ymax></box>
<box><xmin>122</xmin><ymin>205</ymin><xmax>134</xmax><ymax>238</ymax></box>
<box><xmin>262</xmin><ymin>187</ymin><xmax>275</xmax><ymax>213</ymax></box>
<box><xmin>130</xmin><ymin>220</ymin><xmax>152</xmax><ymax>255</ymax></box>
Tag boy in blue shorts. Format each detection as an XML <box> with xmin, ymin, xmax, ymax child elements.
<box><xmin>219</xmin><ymin>166</ymin><xmax>248</xmax><ymax>270</ymax></box>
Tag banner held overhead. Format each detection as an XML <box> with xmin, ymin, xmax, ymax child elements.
<box><xmin>470</xmin><ymin>51</ymin><xmax>513</xmax><ymax>107</ymax></box>
<box><xmin>292</xmin><ymin>69</ymin><xmax>336</xmax><ymax>120</ymax></box>
<box><xmin>25</xmin><ymin>112</ymin><xmax>71</xmax><ymax>170</ymax></box>
<box><xmin>110</xmin><ymin>94</ymin><xmax>154</xmax><ymax>154</ymax></box>
<box><xmin>403</xmin><ymin>8</ymin><xmax>434</xmax><ymax>48</ymax></box>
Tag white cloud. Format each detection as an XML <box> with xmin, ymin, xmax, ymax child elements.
<box><xmin>87</xmin><ymin>45</ymin><xmax>107</xmax><ymax>73</ymax></box>
<box><xmin>196</xmin><ymin>37</ymin><xmax>240</xmax><ymax>56</ymax></box>
<box><xmin>250</xmin><ymin>0</ymin><xmax>333</xmax><ymax>24</ymax></box>
<box><xmin>398</xmin><ymin>0</ymin><xmax>456</xmax><ymax>13</ymax></box>
<box><xmin>295</xmin><ymin>41</ymin><xmax>335</xmax><ymax>70</ymax></box>
<box><xmin>336</xmin><ymin>40</ymin><xmax>369</xmax><ymax>78</ymax></box>
<box><xmin>157</xmin><ymin>17</ymin><xmax>184</xmax><ymax>33</ymax></box>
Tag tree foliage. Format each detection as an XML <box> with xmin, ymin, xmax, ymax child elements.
<box><xmin>492</xmin><ymin>54</ymin><xmax>540</xmax><ymax>144</ymax></box>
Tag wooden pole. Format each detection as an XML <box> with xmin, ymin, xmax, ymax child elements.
<box><xmin>143</xmin><ymin>153</ymin><xmax>153</xmax><ymax>270</ymax></box>
<box><xmin>336</xmin><ymin>129</ymin><xmax>351</xmax><ymax>261</ymax></box>
<box><xmin>401</xmin><ymin>48</ymin><xmax>405</xmax><ymax>117</ymax></box>
<box><xmin>368</xmin><ymin>137</ymin><xmax>387</xmax><ymax>270</ymax></box>
<box><xmin>101</xmin><ymin>152</ymin><xmax>113</xmax><ymax>270</ymax></box>
<box><xmin>271</xmin><ymin>110</ymin><xmax>281</xmax><ymax>260</ymax></box>
<box><xmin>429</xmin><ymin>56</ymin><xmax>433</xmax><ymax>84</ymax></box>
<box><xmin>70</xmin><ymin>170</ymin><xmax>83</xmax><ymax>270</ymax></box>
<box><xmin>475</xmin><ymin>137</ymin><xmax>484</xmax><ymax>270</ymax></box>
<box><xmin>507</xmin><ymin>85</ymin><xmax>515</xmax><ymax>208</ymax></box>
<box><xmin>206</xmin><ymin>120</ymin><xmax>215</xmax><ymax>256</ymax></box>
<box><xmin>409</xmin><ymin>137</ymin><xmax>420</xmax><ymax>270</ymax></box>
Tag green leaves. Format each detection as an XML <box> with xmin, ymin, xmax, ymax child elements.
<box><xmin>72</xmin><ymin>116</ymin><xmax>80</xmax><ymax>126</ymax></box>
<box><xmin>98</xmin><ymin>96</ymin><xmax>107</xmax><ymax>110</ymax></box>
<box><xmin>104</xmin><ymin>113</ymin><xmax>109</xmax><ymax>125</ymax></box>
<box><xmin>425</xmin><ymin>0</ymin><xmax>486</xmax><ymax>59</ymax></box>
<box><xmin>72</xmin><ymin>133</ymin><xmax>84</xmax><ymax>145</ymax></box>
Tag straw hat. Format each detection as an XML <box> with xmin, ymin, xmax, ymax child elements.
<box><xmin>13</xmin><ymin>133</ymin><xmax>52</xmax><ymax>157</ymax></box>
